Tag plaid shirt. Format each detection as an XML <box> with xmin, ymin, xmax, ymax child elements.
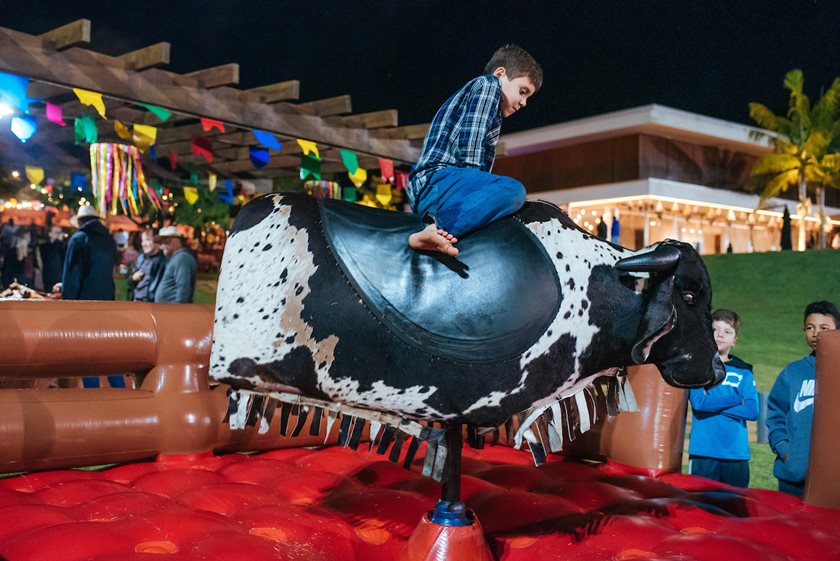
<box><xmin>408</xmin><ymin>75</ymin><xmax>503</xmax><ymax>206</ymax></box>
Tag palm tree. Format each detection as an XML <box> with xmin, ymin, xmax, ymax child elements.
<box><xmin>748</xmin><ymin>69</ymin><xmax>840</xmax><ymax>249</ymax></box>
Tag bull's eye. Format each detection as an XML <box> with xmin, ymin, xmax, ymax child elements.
<box><xmin>681</xmin><ymin>291</ymin><xmax>696</xmax><ymax>305</ymax></box>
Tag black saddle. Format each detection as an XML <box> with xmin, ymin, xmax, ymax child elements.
<box><xmin>319</xmin><ymin>199</ymin><xmax>560</xmax><ymax>363</ymax></box>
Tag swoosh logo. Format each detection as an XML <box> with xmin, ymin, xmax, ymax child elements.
<box><xmin>793</xmin><ymin>395</ymin><xmax>814</xmax><ymax>413</ymax></box>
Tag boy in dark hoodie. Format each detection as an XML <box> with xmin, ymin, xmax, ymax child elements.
<box><xmin>767</xmin><ymin>301</ymin><xmax>840</xmax><ymax>497</ymax></box>
<box><xmin>688</xmin><ymin>309</ymin><xmax>759</xmax><ymax>488</ymax></box>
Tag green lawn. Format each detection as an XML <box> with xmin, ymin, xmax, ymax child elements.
<box><xmin>114</xmin><ymin>273</ymin><xmax>218</xmax><ymax>306</ymax></box>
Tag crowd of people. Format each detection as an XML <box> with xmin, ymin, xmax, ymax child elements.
<box><xmin>0</xmin><ymin>209</ymin><xmax>197</xmax><ymax>304</ymax></box>
<box><xmin>688</xmin><ymin>301</ymin><xmax>839</xmax><ymax>497</ymax></box>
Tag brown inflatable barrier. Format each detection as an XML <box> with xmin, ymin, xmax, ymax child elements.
<box><xmin>0</xmin><ymin>301</ymin><xmax>687</xmax><ymax>474</ymax></box>
<box><xmin>804</xmin><ymin>329</ymin><xmax>840</xmax><ymax>508</ymax></box>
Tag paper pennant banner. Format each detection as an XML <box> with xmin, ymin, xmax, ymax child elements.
<box><xmin>188</xmin><ymin>164</ymin><xmax>200</xmax><ymax>185</ymax></box>
<box><xmin>300</xmin><ymin>153</ymin><xmax>321</xmax><ymax>180</ymax></box>
<box><xmin>114</xmin><ymin>120</ymin><xmax>132</xmax><ymax>140</ymax></box>
<box><xmin>208</xmin><ymin>172</ymin><xmax>217</xmax><ymax>192</ymax></box>
<box><xmin>73</xmin><ymin>88</ymin><xmax>107</xmax><ymax>119</ymax></box>
<box><xmin>249</xmin><ymin>146</ymin><xmax>270</xmax><ymax>169</ymax></box>
<box><xmin>192</xmin><ymin>136</ymin><xmax>213</xmax><ymax>163</ymax></box>
<box><xmin>342</xmin><ymin>186</ymin><xmax>357</xmax><ymax>202</ymax></box>
<box><xmin>11</xmin><ymin>115</ymin><xmax>37</xmax><ymax>143</ymax></box>
<box><xmin>151</xmin><ymin>178</ymin><xmax>164</xmax><ymax>195</ymax></box>
<box><xmin>45</xmin><ymin>102</ymin><xmax>66</xmax><ymax>127</ymax></box>
<box><xmin>140</xmin><ymin>103</ymin><xmax>171</xmax><ymax>122</ymax></box>
<box><xmin>378</xmin><ymin>158</ymin><xmax>395</xmax><ymax>183</ymax></box>
<box><xmin>297</xmin><ymin>139</ymin><xmax>320</xmax><ymax>159</ymax></box>
<box><xmin>375</xmin><ymin>184</ymin><xmax>393</xmax><ymax>206</ymax></box>
<box><xmin>348</xmin><ymin>166</ymin><xmax>367</xmax><ymax>188</ymax></box>
<box><xmin>70</xmin><ymin>172</ymin><xmax>87</xmax><ymax>192</ymax></box>
<box><xmin>394</xmin><ymin>169</ymin><xmax>409</xmax><ymax>191</ymax></box>
<box><xmin>168</xmin><ymin>150</ymin><xmax>178</xmax><ymax>171</ymax></box>
<box><xmin>183</xmin><ymin>186</ymin><xmax>199</xmax><ymax>205</ymax></box>
<box><xmin>0</xmin><ymin>72</ymin><xmax>31</xmax><ymax>113</ymax></box>
<box><xmin>252</xmin><ymin>129</ymin><xmax>281</xmax><ymax>151</ymax></box>
<box><xmin>340</xmin><ymin>149</ymin><xmax>359</xmax><ymax>173</ymax></box>
<box><xmin>25</xmin><ymin>165</ymin><xmax>44</xmax><ymax>186</ymax></box>
<box><xmin>219</xmin><ymin>180</ymin><xmax>235</xmax><ymax>204</ymax></box>
<box><xmin>132</xmin><ymin>124</ymin><xmax>157</xmax><ymax>153</ymax></box>
<box><xmin>74</xmin><ymin>115</ymin><xmax>98</xmax><ymax>144</ymax></box>
<box><xmin>148</xmin><ymin>145</ymin><xmax>157</xmax><ymax>161</ymax></box>
<box><xmin>200</xmin><ymin>117</ymin><xmax>225</xmax><ymax>133</ymax></box>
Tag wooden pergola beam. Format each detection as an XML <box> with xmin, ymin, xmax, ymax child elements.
<box><xmin>246</xmin><ymin>80</ymin><xmax>300</xmax><ymax>103</ymax></box>
<box><xmin>38</xmin><ymin>19</ymin><xmax>90</xmax><ymax>50</ymax></box>
<box><xmin>119</xmin><ymin>42</ymin><xmax>171</xmax><ymax>71</ymax></box>
<box><xmin>186</xmin><ymin>63</ymin><xmax>240</xmax><ymax>88</ymax></box>
<box><xmin>372</xmin><ymin>123</ymin><xmax>430</xmax><ymax>140</ymax></box>
<box><xmin>295</xmin><ymin>95</ymin><xmax>352</xmax><ymax>116</ymax></box>
<box><xmin>339</xmin><ymin>109</ymin><xmax>398</xmax><ymax>130</ymax></box>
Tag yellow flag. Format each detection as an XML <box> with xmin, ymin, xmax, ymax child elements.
<box><xmin>208</xmin><ymin>172</ymin><xmax>217</xmax><ymax>192</ymax></box>
<box><xmin>296</xmin><ymin>139</ymin><xmax>320</xmax><ymax>159</ymax></box>
<box><xmin>348</xmin><ymin>167</ymin><xmax>367</xmax><ymax>188</ymax></box>
<box><xmin>25</xmin><ymin>165</ymin><xmax>44</xmax><ymax>186</ymax></box>
<box><xmin>73</xmin><ymin>88</ymin><xmax>107</xmax><ymax>119</ymax></box>
<box><xmin>375</xmin><ymin>183</ymin><xmax>392</xmax><ymax>207</ymax></box>
<box><xmin>114</xmin><ymin>120</ymin><xmax>131</xmax><ymax>140</ymax></box>
<box><xmin>132</xmin><ymin>124</ymin><xmax>157</xmax><ymax>153</ymax></box>
<box><xmin>183</xmin><ymin>186</ymin><xmax>199</xmax><ymax>205</ymax></box>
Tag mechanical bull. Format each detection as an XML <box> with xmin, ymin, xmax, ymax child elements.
<box><xmin>211</xmin><ymin>193</ymin><xmax>723</xmax><ymax>466</ymax></box>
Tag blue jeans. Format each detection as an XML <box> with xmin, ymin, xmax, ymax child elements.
<box><xmin>777</xmin><ymin>478</ymin><xmax>805</xmax><ymax>497</ymax></box>
<box><xmin>414</xmin><ymin>167</ymin><xmax>526</xmax><ymax>238</ymax></box>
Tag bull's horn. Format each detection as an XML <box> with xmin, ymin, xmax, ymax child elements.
<box><xmin>615</xmin><ymin>244</ymin><xmax>681</xmax><ymax>272</ymax></box>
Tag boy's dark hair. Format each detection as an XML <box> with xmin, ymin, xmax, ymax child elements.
<box><xmin>484</xmin><ymin>44</ymin><xmax>543</xmax><ymax>91</ymax></box>
<box><xmin>804</xmin><ymin>301</ymin><xmax>840</xmax><ymax>326</ymax></box>
<box><xmin>712</xmin><ymin>309</ymin><xmax>741</xmax><ymax>334</ymax></box>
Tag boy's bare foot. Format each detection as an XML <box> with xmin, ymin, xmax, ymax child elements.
<box><xmin>409</xmin><ymin>223</ymin><xmax>459</xmax><ymax>256</ymax></box>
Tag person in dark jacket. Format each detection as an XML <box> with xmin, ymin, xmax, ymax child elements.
<box><xmin>128</xmin><ymin>229</ymin><xmax>166</xmax><ymax>301</ymax></box>
<box><xmin>39</xmin><ymin>225</ymin><xmax>66</xmax><ymax>293</ymax></box>
<box><xmin>154</xmin><ymin>226</ymin><xmax>197</xmax><ymax>303</ymax></box>
<box><xmin>58</xmin><ymin>205</ymin><xmax>119</xmax><ymax>300</ymax></box>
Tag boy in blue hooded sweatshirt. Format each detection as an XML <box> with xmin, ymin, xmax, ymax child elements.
<box><xmin>688</xmin><ymin>309</ymin><xmax>759</xmax><ymax>487</ymax></box>
<box><xmin>767</xmin><ymin>301</ymin><xmax>839</xmax><ymax>497</ymax></box>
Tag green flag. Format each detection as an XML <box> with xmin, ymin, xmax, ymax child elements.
<box><xmin>339</xmin><ymin>149</ymin><xmax>359</xmax><ymax>173</ymax></box>
<box><xmin>140</xmin><ymin>103</ymin><xmax>172</xmax><ymax>122</ymax></box>
<box><xmin>300</xmin><ymin>153</ymin><xmax>321</xmax><ymax>180</ymax></box>
<box><xmin>342</xmin><ymin>186</ymin><xmax>357</xmax><ymax>202</ymax></box>
<box><xmin>74</xmin><ymin>115</ymin><xmax>98</xmax><ymax>144</ymax></box>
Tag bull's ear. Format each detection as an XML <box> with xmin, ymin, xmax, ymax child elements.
<box><xmin>631</xmin><ymin>276</ymin><xmax>676</xmax><ymax>364</ymax></box>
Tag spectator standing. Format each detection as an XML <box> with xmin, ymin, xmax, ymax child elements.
<box><xmin>154</xmin><ymin>226</ymin><xmax>197</xmax><ymax>303</ymax></box>
<box><xmin>40</xmin><ymin>225</ymin><xmax>66</xmax><ymax>293</ymax></box>
<box><xmin>58</xmin><ymin>204</ymin><xmax>119</xmax><ymax>300</ymax></box>
<box><xmin>128</xmin><ymin>230</ymin><xmax>166</xmax><ymax>302</ymax></box>
<box><xmin>767</xmin><ymin>300</ymin><xmax>840</xmax><ymax>497</ymax></box>
<box><xmin>688</xmin><ymin>309</ymin><xmax>759</xmax><ymax>487</ymax></box>
<box><xmin>1</xmin><ymin>218</ymin><xmax>19</xmax><ymax>287</ymax></box>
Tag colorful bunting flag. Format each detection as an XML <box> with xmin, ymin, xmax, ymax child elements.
<box><xmin>0</xmin><ymin>72</ymin><xmax>31</xmax><ymax>113</ymax></box>
<box><xmin>45</xmin><ymin>102</ymin><xmax>66</xmax><ymax>126</ymax></box>
<box><xmin>139</xmin><ymin>103</ymin><xmax>171</xmax><ymax>122</ymax></box>
<box><xmin>348</xmin><ymin>166</ymin><xmax>367</xmax><ymax>187</ymax></box>
<box><xmin>11</xmin><ymin>115</ymin><xmax>37</xmax><ymax>143</ymax></box>
<box><xmin>73</xmin><ymin>88</ymin><xmax>107</xmax><ymax>119</ymax></box>
<box><xmin>200</xmin><ymin>117</ymin><xmax>225</xmax><ymax>133</ymax></box>
<box><xmin>70</xmin><ymin>172</ymin><xmax>87</xmax><ymax>192</ymax></box>
<box><xmin>148</xmin><ymin>146</ymin><xmax>157</xmax><ymax>161</ymax></box>
<box><xmin>394</xmin><ymin>169</ymin><xmax>409</xmax><ymax>191</ymax></box>
<box><xmin>342</xmin><ymin>186</ymin><xmax>357</xmax><ymax>202</ymax></box>
<box><xmin>208</xmin><ymin>172</ymin><xmax>217</xmax><ymax>192</ymax></box>
<box><xmin>219</xmin><ymin>180</ymin><xmax>235</xmax><ymax>204</ymax></box>
<box><xmin>249</xmin><ymin>146</ymin><xmax>270</xmax><ymax>169</ymax></box>
<box><xmin>114</xmin><ymin>120</ymin><xmax>132</xmax><ymax>140</ymax></box>
<box><xmin>252</xmin><ymin>129</ymin><xmax>281</xmax><ymax>151</ymax></box>
<box><xmin>375</xmin><ymin>184</ymin><xmax>393</xmax><ymax>207</ymax></box>
<box><xmin>168</xmin><ymin>150</ymin><xmax>178</xmax><ymax>172</ymax></box>
<box><xmin>379</xmin><ymin>158</ymin><xmax>394</xmax><ymax>183</ymax></box>
<box><xmin>132</xmin><ymin>124</ymin><xmax>157</xmax><ymax>153</ymax></box>
<box><xmin>340</xmin><ymin>149</ymin><xmax>359</xmax><ymax>173</ymax></box>
<box><xmin>151</xmin><ymin>178</ymin><xmax>164</xmax><ymax>195</ymax></box>
<box><xmin>300</xmin><ymin>153</ymin><xmax>321</xmax><ymax>180</ymax></box>
<box><xmin>192</xmin><ymin>136</ymin><xmax>213</xmax><ymax>163</ymax></box>
<box><xmin>74</xmin><ymin>115</ymin><xmax>98</xmax><ymax>144</ymax></box>
<box><xmin>297</xmin><ymin>139</ymin><xmax>320</xmax><ymax>159</ymax></box>
<box><xmin>183</xmin><ymin>186</ymin><xmax>199</xmax><ymax>205</ymax></box>
<box><xmin>25</xmin><ymin>166</ymin><xmax>44</xmax><ymax>186</ymax></box>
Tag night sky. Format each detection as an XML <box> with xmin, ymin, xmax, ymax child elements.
<box><xmin>4</xmin><ymin>1</ymin><xmax>840</xmax><ymax>134</ymax></box>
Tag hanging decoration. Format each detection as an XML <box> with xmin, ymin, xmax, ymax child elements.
<box><xmin>304</xmin><ymin>180</ymin><xmax>341</xmax><ymax>199</ymax></box>
<box><xmin>139</xmin><ymin>103</ymin><xmax>171</xmax><ymax>122</ymax></box>
<box><xmin>375</xmin><ymin>183</ymin><xmax>393</xmax><ymax>207</ymax></box>
<box><xmin>25</xmin><ymin>166</ymin><xmax>44</xmax><ymax>186</ymax></box>
<box><xmin>148</xmin><ymin>146</ymin><xmax>157</xmax><ymax>161</ymax></box>
<box><xmin>208</xmin><ymin>173</ymin><xmax>217</xmax><ymax>192</ymax></box>
<box><xmin>394</xmin><ymin>169</ymin><xmax>409</xmax><ymax>191</ymax></box>
<box><xmin>300</xmin><ymin>153</ymin><xmax>321</xmax><ymax>180</ymax></box>
<box><xmin>89</xmin><ymin>143</ymin><xmax>161</xmax><ymax>217</ymax></box>
<box><xmin>219</xmin><ymin>180</ymin><xmax>235</xmax><ymax>204</ymax></box>
<box><xmin>73</xmin><ymin>88</ymin><xmax>107</xmax><ymax>119</ymax></box>
<box><xmin>132</xmin><ymin>124</ymin><xmax>157</xmax><ymax>153</ymax></box>
<box><xmin>249</xmin><ymin>146</ymin><xmax>270</xmax><ymax>169</ymax></box>
<box><xmin>114</xmin><ymin>120</ymin><xmax>132</xmax><ymax>140</ymax></box>
<box><xmin>45</xmin><ymin>102</ymin><xmax>66</xmax><ymax>126</ymax></box>
<box><xmin>348</xmin><ymin>166</ymin><xmax>367</xmax><ymax>188</ymax></box>
<box><xmin>183</xmin><ymin>186</ymin><xmax>199</xmax><ymax>205</ymax></box>
<box><xmin>340</xmin><ymin>149</ymin><xmax>359</xmax><ymax>173</ymax></box>
<box><xmin>296</xmin><ymin>139</ymin><xmax>320</xmax><ymax>159</ymax></box>
<box><xmin>10</xmin><ymin>115</ymin><xmax>37</xmax><ymax>143</ymax></box>
<box><xmin>168</xmin><ymin>150</ymin><xmax>178</xmax><ymax>172</ymax></box>
<box><xmin>379</xmin><ymin>158</ymin><xmax>395</xmax><ymax>183</ymax></box>
<box><xmin>200</xmin><ymin>117</ymin><xmax>225</xmax><ymax>133</ymax></box>
<box><xmin>192</xmin><ymin>135</ymin><xmax>213</xmax><ymax>163</ymax></box>
<box><xmin>70</xmin><ymin>172</ymin><xmax>87</xmax><ymax>193</ymax></box>
<box><xmin>342</xmin><ymin>186</ymin><xmax>357</xmax><ymax>202</ymax></box>
<box><xmin>252</xmin><ymin>130</ymin><xmax>281</xmax><ymax>151</ymax></box>
<box><xmin>0</xmin><ymin>72</ymin><xmax>31</xmax><ymax>113</ymax></box>
<box><xmin>74</xmin><ymin>115</ymin><xmax>98</xmax><ymax>144</ymax></box>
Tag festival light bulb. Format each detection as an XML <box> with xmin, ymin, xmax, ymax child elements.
<box><xmin>0</xmin><ymin>102</ymin><xmax>13</xmax><ymax>118</ymax></box>
<box><xmin>11</xmin><ymin>170</ymin><xmax>19</xmax><ymax>179</ymax></box>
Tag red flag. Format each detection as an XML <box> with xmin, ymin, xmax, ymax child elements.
<box><xmin>378</xmin><ymin>158</ymin><xmax>394</xmax><ymax>183</ymax></box>
<box><xmin>168</xmin><ymin>150</ymin><xmax>178</xmax><ymax>172</ymax></box>
<box><xmin>192</xmin><ymin>136</ymin><xmax>214</xmax><ymax>163</ymax></box>
<box><xmin>394</xmin><ymin>169</ymin><xmax>409</xmax><ymax>192</ymax></box>
<box><xmin>200</xmin><ymin>117</ymin><xmax>225</xmax><ymax>133</ymax></box>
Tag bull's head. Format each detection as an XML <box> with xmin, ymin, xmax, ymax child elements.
<box><xmin>615</xmin><ymin>240</ymin><xmax>725</xmax><ymax>389</ymax></box>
